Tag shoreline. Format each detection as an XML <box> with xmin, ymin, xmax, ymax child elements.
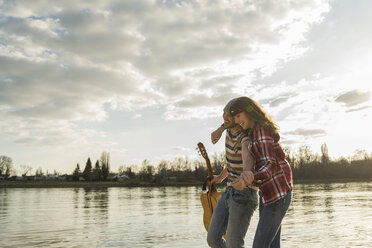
<box><xmin>0</xmin><ymin>178</ymin><xmax>371</xmax><ymax>188</ymax></box>
<box><xmin>0</xmin><ymin>180</ymin><xmax>204</xmax><ymax>188</ymax></box>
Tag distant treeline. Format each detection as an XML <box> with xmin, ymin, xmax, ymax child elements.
<box><xmin>0</xmin><ymin>152</ymin><xmax>111</xmax><ymax>182</ymax></box>
<box><xmin>1</xmin><ymin>143</ymin><xmax>372</xmax><ymax>182</ymax></box>
<box><xmin>117</xmin><ymin>143</ymin><xmax>372</xmax><ymax>183</ymax></box>
<box><xmin>285</xmin><ymin>144</ymin><xmax>372</xmax><ymax>180</ymax></box>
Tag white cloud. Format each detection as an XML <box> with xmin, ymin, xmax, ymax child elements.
<box><xmin>286</xmin><ymin>128</ymin><xmax>326</xmax><ymax>137</ymax></box>
<box><xmin>335</xmin><ymin>90</ymin><xmax>371</xmax><ymax>107</ymax></box>
<box><xmin>171</xmin><ymin>146</ymin><xmax>191</xmax><ymax>152</ymax></box>
<box><xmin>0</xmin><ymin>0</ymin><xmax>332</xmax><ymax>121</ymax></box>
<box><xmin>0</xmin><ymin>0</ymin><xmax>341</xmax><ymax>170</ymax></box>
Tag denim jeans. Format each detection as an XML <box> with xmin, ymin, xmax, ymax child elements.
<box><xmin>207</xmin><ymin>187</ymin><xmax>258</xmax><ymax>248</ymax></box>
<box><xmin>252</xmin><ymin>191</ymin><xmax>292</xmax><ymax>248</ymax></box>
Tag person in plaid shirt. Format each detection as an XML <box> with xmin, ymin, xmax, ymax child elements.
<box><xmin>229</xmin><ymin>96</ymin><xmax>293</xmax><ymax>248</ymax></box>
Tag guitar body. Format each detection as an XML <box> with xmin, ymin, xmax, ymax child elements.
<box><xmin>200</xmin><ymin>189</ymin><xmax>221</xmax><ymax>231</ymax></box>
<box><xmin>197</xmin><ymin>142</ymin><xmax>222</xmax><ymax>232</ymax></box>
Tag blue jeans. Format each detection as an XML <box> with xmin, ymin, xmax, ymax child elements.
<box><xmin>207</xmin><ymin>187</ymin><xmax>258</xmax><ymax>248</ymax></box>
<box><xmin>252</xmin><ymin>191</ymin><xmax>292</xmax><ymax>248</ymax></box>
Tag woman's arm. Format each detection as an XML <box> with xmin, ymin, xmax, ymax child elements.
<box><xmin>241</xmin><ymin>139</ymin><xmax>254</xmax><ymax>172</ymax></box>
<box><xmin>252</xmin><ymin>127</ymin><xmax>279</xmax><ymax>182</ymax></box>
<box><xmin>230</xmin><ymin>138</ymin><xmax>255</xmax><ymax>190</ymax></box>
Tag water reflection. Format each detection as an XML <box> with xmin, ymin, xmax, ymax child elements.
<box><xmin>0</xmin><ymin>188</ymin><xmax>9</xmax><ymax>223</ymax></box>
<box><xmin>0</xmin><ymin>182</ymin><xmax>371</xmax><ymax>247</ymax></box>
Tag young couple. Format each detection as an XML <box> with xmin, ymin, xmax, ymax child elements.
<box><xmin>207</xmin><ymin>96</ymin><xmax>293</xmax><ymax>248</ymax></box>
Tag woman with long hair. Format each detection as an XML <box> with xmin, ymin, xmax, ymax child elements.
<box><xmin>228</xmin><ymin>96</ymin><xmax>293</xmax><ymax>248</ymax></box>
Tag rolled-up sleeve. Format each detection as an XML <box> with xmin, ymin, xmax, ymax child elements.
<box><xmin>251</xmin><ymin>127</ymin><xmax>278</xmax><ymax>182</ymax></box>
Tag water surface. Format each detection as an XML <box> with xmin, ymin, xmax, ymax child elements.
<box><xmin>0</xmin><ymin>182</ymin><xmax>371</xmax><ymax>247</ymax></box>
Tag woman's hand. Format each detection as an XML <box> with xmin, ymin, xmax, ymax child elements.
<box><xmin>230</xmin><ymin>170</ymin><xmax>255</xmax><ymax>190</ymax></box>
<box><xmin>229</xmin><ymin>178</ymin><xmax>246</xmax><ymax>190</ymax></box>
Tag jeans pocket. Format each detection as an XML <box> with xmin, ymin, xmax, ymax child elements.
<box><xmin>232</xmin><ymin>189</ymin><xmax>253</xmax><ymax>204</ymax></box>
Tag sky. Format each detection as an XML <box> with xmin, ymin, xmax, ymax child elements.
<box><xmin>0</xmin><ymin>0</ymin><xmax>371</xmax><ymax>174</ymax></box>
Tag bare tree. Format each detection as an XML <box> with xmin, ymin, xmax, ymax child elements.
<box><xmin>20</xmin><ymin>165</ymin><xmax>33</xmax><ymax>177</ymax></box>
<box><xmin>353</xmin><ymin>149</ymin><xmax>370</xmax><ymax>160</ymax></box>
<box><xmin>35</xmin><ymin>167</ymin><xmax>44</xmax><ymax>177</ymax></box>
<box><xmin>0</xmin><ymin>155</ymin><xmax>13</xmax><ymax>178</ymax></box>
<box><xmin>321</xmin><ymin>143</ymin><xmax>330</xmax><ymax>164</ymax></box>
<box><xmin>100</xmin><ymin>151</ymin><xmax>110</xmax><ymax>180</ymax></box>
<box><xmin>297</xmin><ymin>145</ymin><xmax>316</xmax><ymax>166</ymax></box>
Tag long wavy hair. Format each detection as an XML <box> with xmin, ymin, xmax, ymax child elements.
<box><xmin>229</xmin><ymin>96</ymin><xmax>279</xmax><ymax>137</ymax></box>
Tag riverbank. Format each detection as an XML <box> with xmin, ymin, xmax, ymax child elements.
<box><xmin>0</xmin><ymin>179</ymin><xmax>204</xmax><ymax>188</ymax></box>
<box><xmin>1</xmin><ymin>178</ymin><xmax>371</xmax><ymax>188</ymax></box>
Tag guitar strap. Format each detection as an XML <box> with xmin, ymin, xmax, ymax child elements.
<box><xmin>202</xmin><ymin>178</ymin><xmax>208</xmax><ymax>191</ymax></box>
<box><xmin>207</xmin><ymin>190</ymin><xmax>214</xmax><ymax>214</ymax></box>
<box><xmin>202</xmin><ymin>178</ymin><xmax>216</xmax><ymax>214</ymax></box>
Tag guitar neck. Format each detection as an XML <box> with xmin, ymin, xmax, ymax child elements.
<box><xmin>197</xmin><ymin>142</ymin><xmax>215</xmax><ymax>180</ymax></box>
<box><xmin>205</xmin><ymin>157</ymin><xmax>214</xmax><ymax>179</ymax></box>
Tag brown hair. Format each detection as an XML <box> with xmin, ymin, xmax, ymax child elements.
<box><xmin>229</xmin><ymin>96</ymin><xmax>279</xmax><ymax>137</ymax></box>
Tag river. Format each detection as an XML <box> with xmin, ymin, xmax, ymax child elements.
<box><xmin>0</xmin><ymin>181</ymin><xmax>371</xmax><ymax>247</ymax></box>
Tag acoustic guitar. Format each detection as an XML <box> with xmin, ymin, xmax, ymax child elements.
<box><xmin>197</xmin><ymin>142</ymin><xmax>222</xmax><ymax>232</ymax></box>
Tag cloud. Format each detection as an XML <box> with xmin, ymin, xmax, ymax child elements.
<box><xmin>269</xmin><ymin>97</ymin><xmax>290</xmax><ymax>107</ymax></box>
<box><xmin>335</xmin><ymin>90</ymin><xmax>371</xmax><ymax>107</ymax></box>
<box><xmin>0</xmin><ymin>0</ymin><xmax>331</xmax><ymax>146</ymax></box>
<box><xmin>280</xmin><ymin>139</ymin><xmax>298</xmax><ymax>145</ymax></box>
<box><xmin>171</xmin><ymin>146</ymin><xmax>191</xmax><ymax>152</ymax></box>
<box><xmin>285</xmin><ymin>128</ymin><xmax>326</xmax><ymax>137</ymax></box>
<box><xmin>346</xmin><ymin>105</ymin><xmax>371</xmax><ymax>113</ymax></box>
<box><xmin>0</xmin><ymin>115</ymin><xmax>93</xmax><ymax>146</ymax></box>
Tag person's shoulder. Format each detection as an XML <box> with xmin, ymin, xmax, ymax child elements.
<box><xmin>240</xmin><ymin>132</ymin><xmax>250</xmax><ymax>144</ymax></box>
<box><xmin>225</xmin><ymin>128</ymin><xmax>233</xmax><ymax>138</ymax></box>
<box><xmin>252</xmin><ymin>125</ymin><xmax>268</xmax><ymax>134</ymax></box>
<box><xmin>253</xmin><ymin>126</ymin><xmax>275</xmax><ymax>140</ymax></box>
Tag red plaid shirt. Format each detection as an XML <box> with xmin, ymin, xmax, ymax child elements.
<box><xmin>249</xmin><ymin>126</ymin><xmax>293</xmax><ymax>206</ymax></box>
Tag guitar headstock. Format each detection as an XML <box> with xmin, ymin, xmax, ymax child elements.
<box><xmin>197</xmin><ymin>142</ymin><xmax>209</xmax><ymax>160</ymax></box>
<box><xmin>197</xmin><ymin>142</ymin><xmax>214</xmax><ymax>179</ymax></box>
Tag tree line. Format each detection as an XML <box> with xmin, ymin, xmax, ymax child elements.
<box><xmin>285</xmin><ymin>143</ymin><xmax>372</xmax><ymax>180</ymax></box>
<box><xmin>1</xmin><ymin>143</ymin><xmax>372</xmax><ymax>182</ymax></box>
<box><xmin>116</xmin><ymin>144</ymin><xmax>372</xmax><ymax>183</ymax></box>
<box><xmin>0</xmin><ymin>151</ymin><xmax>111</xmax><ymax>181</ymax></box>
<box><xmin>71</xmin><ymin>151</ymin><xmax>111</xmax><ymax>181</ymax></box>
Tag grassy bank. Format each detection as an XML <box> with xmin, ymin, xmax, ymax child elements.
<box><xmin>1</xmin><ymin>178</ymin><xmax>371</xmax><ymax>188</ymax></box>
<box><xmin>293</xmin><ymin>178</ymin><xmax>372</xmax><ymax>184</ymax></box>
<box><xmin>0</xmin><ymin>179</ymin><xmax>204</xmax><ymax>188</ymax></box>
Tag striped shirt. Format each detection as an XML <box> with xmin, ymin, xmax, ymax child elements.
<box><xmin>225</xmin><ymin>128</ymin><xmax>249</xmax><ymax>182</ymax></box>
